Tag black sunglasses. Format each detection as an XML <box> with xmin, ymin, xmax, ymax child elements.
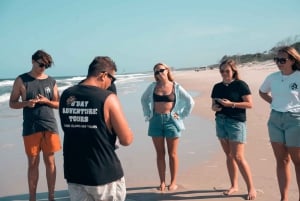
<box><xmin>274</xmin><ymin>57</ymin><xmax>289</xmax><ymax>64</ymax></box>
<box><xmin>220</xmin><ymin>69</ymin><xmax>231</xmax><ymax>74</ymax></box>
<box><xmin>102</xmin><ymin>72</ymin><xmax>116</xmax><ymax>83</ymax></box>
<box><xmin>154</xmin><ymin>68</ymin><xmax>166</xmax><ymax>75</ymax></box>
<box><xmin>35</xmin><ymin>60</ymin><xmax>49</xmax><ymax>69</ymax></box>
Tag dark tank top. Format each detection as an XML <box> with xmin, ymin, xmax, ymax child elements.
<box><xmin>20</xmin><ymin>73</ymin><xmax>58</xmax><ymax>136</ymax></box>
<box><xmin>59</xmin><ymin>84</ymin><xmax>124</xmax><ymax>185</ymax></box>
<box><xmin>153</xmin><ymin>83</ymin><xmax>176</xmax><ymax>102</ymax></box>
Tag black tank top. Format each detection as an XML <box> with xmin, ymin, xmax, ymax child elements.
<box><xmin>20</xmin><ymin>73</ymin><xmax>58</xmax><ymax>136</ymax></box>
<box><xmin>153</xmin><ymin>84</ymin><xmax>176</xmax><ymax>102</ymax></box>
<box><xmin>59</xmin><ymin>84</ymin><xmax>124</xmax><ymax>185</ymax></box>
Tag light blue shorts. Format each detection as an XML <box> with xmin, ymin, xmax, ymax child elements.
<box><xmin>268</xmin><ymin>110</ymin><xmax>300</xmax><ymax>147</ymax></box>
<box><xmin>215</xmin><ymin>114</ymin><xmax>246</xmax><ymax>143</ymax></box>
<box><xmin>148</xmin><ymin>113</ymin><xmax>181</xmax><ymax>138</ymax></box>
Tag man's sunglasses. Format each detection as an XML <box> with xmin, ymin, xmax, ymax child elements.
<box><xmin>36</xmin><ymin>60</ymin><xmax>49</xmax><ymax>69</ymax></box>
<box><xmin>102</xmin><ymin>71</ymin><xmax>116</xmax><ymax>83</ymax></box>
<box><xmin>154</xmin><ymin>68</ymin><xmax>166</xmax><ymax>75</ymax></box>
<box><xmin>274</xmin><ymin>57</ymin><xmax>289</xmax><ymax>65</ymax></box>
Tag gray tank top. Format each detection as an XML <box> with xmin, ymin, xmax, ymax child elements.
<box><xmin>20</xmin><ymin>73</ymin><xmax>59</xmax><ymax>136</ymax></box>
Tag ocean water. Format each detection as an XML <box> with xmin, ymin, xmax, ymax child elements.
<box><xmin>0</xmin><ymin>73</ymin><xmax>153</xmax><ymax>137</ymax></box>
<box><xmin>0</xmin><ymin>73</ymin><xmax>154</xmax><ymax>149</ymax></box>
<box><xmin>0</xmin><ymin>72</ymin><xmax>218</xmax><ymax>198</ymax></box>
<box><xmin>0</xmin><ymin>73</ymin><xmax>153</xmax><ymax>106</ymax></box>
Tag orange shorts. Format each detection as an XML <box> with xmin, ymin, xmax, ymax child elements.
<box><xmin>23</xmin><ymin>131</ymin><xmax>62</xmax><ymax>156</ymax></box>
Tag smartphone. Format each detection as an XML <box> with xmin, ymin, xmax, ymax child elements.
<box><xmin>214</xmin><ymin>98</ymin><xmax>223</xmax><ymax>107</ymax></box>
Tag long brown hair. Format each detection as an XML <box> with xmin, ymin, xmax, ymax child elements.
<box><xmin>219</xmin><ymin>59</ymin><xmax>241</xmax><ymax>80</ymax></box>
<box><xmin>277</xmin><ymin>46</ymin><xmax>300</xmax><ymax>71</ymax></box>
<box><xmin>153</xmin><ymin>62</ymin><xmax>174</xmax><ymax>81</ymax></box>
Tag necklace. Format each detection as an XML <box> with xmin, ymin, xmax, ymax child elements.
<box><xmin>223</xmin><ymin>79</ymin><xmax>234</xmax><ymax>86</ymax></box>
<box><xmin>281</xmin><ymin>74</ymin><xmax>288</xmax><ymax>82</ymax></box>
<box><xmin>281</xmin><ymin>71</ymin><xmax>294</xmax><ymax>82</ymax></box>
<box><xmin>281</xmin><ymin>70</ymin><xmax>295</xmax><ymax>82</ymax></box>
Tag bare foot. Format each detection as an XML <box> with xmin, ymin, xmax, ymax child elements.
<box><xmin>49</xmin><ymin>193</ymin><xmax>55</xmax><ymax>201</ymax></box>
<box><xmin>168</xmin><ymin>184</ymin><xmax>178</xmax><ymax>191</ymax></box>
<box><xmin>157</xmin><ymin>184</ymin><xmax>166</xmax><ymax>192</ymax></box>
<box><xmin>246</xmin><ymin>189</ymin><xmax>257</xmax><ymax>200</ymax></box>
<box><xmin>223</xmin><ymin>187</ymin><xmax>238</xmax><ymax>195</ymax></box>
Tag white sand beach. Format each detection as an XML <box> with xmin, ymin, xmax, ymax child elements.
<box><xmin>1</xmin><ymin>61</ymin><xmax>299</xmax><ymax>201</ymax></box>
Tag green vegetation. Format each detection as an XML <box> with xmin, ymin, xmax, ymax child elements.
<box><xmin>180</xmin><ymin>36</ymin><xmax>300</xmax><ymax>71</ymax></box>
<box><xmin>220</xmin><ymin>35</ymin><xmax>300</xmax><ymax>65</ymax></box>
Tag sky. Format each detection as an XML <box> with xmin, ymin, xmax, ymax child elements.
<box><xmin>1</xmin><ymin>0</ymin><xmax>300</xmax><ymax>79</ymax></box>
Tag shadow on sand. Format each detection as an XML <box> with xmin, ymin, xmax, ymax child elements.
<box><xmin>0</xmin><ymin>190</ymin><xmax>70</xmax><ymax>201</ymax></box>
<box><xmin>0</xmin><ymin>187</ymin><xmax>247</xmax><ymax>201</ymax></box>
<box><xmin>126</xmin><ymin>186</ymin><xmax>248</xmax><ymax>201</ymax></box>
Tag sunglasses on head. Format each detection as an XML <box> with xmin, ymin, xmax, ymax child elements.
<box><xmin>154</xmin><ymin>68</ymin><xmax>166</xmax><ymax>75</ymax></box>
<box><xmin>274</xmin><ymin>57</ymin><xmax>289</xmax><ymax>64</ymax></box>
<box><xmin>35</xmin><ymin>60</ymin><xmax>49</xmax><ymax>69</ymax></box>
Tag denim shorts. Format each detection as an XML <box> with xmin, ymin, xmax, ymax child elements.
<box><xmin>148</xmin><ymin>113</ymin><xmax>181</xmax><ymax>138</ymax></box>
<box><xmin>215</xmin><ymin>114</ymin><xmax>246</xmax><ymax>143</ymax></box>
<box><xmin>268</xmin><ymin>110</ymin><xmax>300</xmax><ymax>147</ymax></box>
<box><xmin>68</xmin><ymin>177</ymin><xmax>126</xmax><ymax>201</ymax></box>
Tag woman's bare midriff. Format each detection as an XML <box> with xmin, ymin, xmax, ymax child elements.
<box><xmin>154</xmin><ymin>102</ymin><xmax>174</xmax><ymax>114</ymax></box>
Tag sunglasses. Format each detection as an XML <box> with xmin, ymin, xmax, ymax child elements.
<box><xmin>102</xmin><ymin>71</ymin><xmax>116</xmax><ymax>83</ymax></box>
<box><xmin>35</xmin><ymin>60</ymin><xmax>49</xmax><ymax>69</ymax></box>
<box><xmin>154</xmin><ymin>68</ymin><xmax>166</xmax><ymax>75</ymax></box>
<box><xmin>274</xmin><ymin>57</ymin><xmax>289</xmax><ymax>64</ymax></box>
<box><xmin>220</xmin><ymin>69</ymin><xmax>231</xmax><ymax>74</ymax></box>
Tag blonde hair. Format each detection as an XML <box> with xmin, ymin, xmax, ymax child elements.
<box><xmin>219</xmin><ymin>59</ymin><xmax>241</xmax><ymax>80</ymax></box>
<box><xmin>277</xmin><ymin>46</ymin><xmax>300</xmax><ymax>71</ymax></box>
<box><xmin>153</xmin><ymin>62</ymin><xmax>174</xmax><ymax>81</ymax></box>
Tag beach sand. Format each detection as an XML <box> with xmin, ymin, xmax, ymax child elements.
<box><xmin>124</xmin><ymin>61</ymin><xmax>298</xmax><ymax>201</ymax></box>
<box><xmin>1</xmin><ymin>61</ymin><xmax>299</xmax><ymax>201</ymax></box>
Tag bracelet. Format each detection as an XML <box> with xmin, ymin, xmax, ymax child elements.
<box><xmin>232</xmin><ymin>102</ymin><xmax>236</xmax><ymax>108</ymax></box>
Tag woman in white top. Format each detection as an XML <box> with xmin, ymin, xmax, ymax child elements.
<box><xmin>259</xmin><ymin>46</ymin><xmax>300</xmax><ymax>201</ymax></box>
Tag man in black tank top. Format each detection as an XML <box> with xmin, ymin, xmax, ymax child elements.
<box><xmin>9</xmin><ymin>50</ymin><xmax>62</xmax><ymax>201</ymax></box>
<box><xmin>59</xmin><ymin>56</ymin><xmax>133</xmax><ymax>201</ymax></box>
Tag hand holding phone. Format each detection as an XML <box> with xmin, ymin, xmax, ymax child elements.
<box><xmin>214</xmin><ymin>98</ymin><xmax>223</xmax><ymax>107</ymax></box>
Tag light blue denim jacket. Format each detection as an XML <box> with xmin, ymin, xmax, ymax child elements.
<box><xmin>141</xmin><ymin>82</ymin><xmax>195</xmax><ymax>130</ymax></box>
